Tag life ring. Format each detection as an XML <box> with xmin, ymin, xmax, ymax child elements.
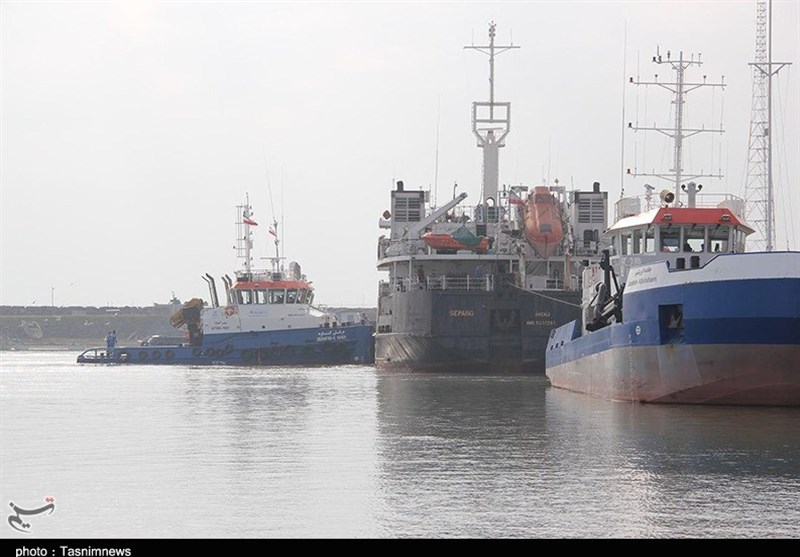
<box><xmin>205</xmin><ymin>348</ymin><xmax>217</xmax><ymax>357</ymax></box>
<box><xmin>151</xmin><ymin>350</ymin><xmax>161</xmax><ymax>360</ymax></box>
<box><xmin>223</xmin><ymin>344</ymin><xmax>233</xmax><ymax>355</ymax></box>
<box><xmin>192</xmin><ymin>347</ymin><xmax>202</xmax><ymax>357</ymax></box>
<box><xmin>138</xmin><ymin>351</ymin><xmax>148</xmax><ymax>361</ymax></box>
<box><xmin>165</xmin><ymin>350</ymin><xmax>174</xmax><ymax>361</ymax></box>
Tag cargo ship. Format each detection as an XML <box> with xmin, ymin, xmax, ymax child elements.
<box><xmin>373</xmin><ymin>23</ymin><xmax>608</xmax><ymax>374</ymax></box>
<box><xmin>77</xmin><ymin>195</ymin><xmax>374</xmax><ymax>366</ymax></box>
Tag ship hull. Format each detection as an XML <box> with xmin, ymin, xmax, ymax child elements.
<box><xmin>546</xmin><ymin>343</ymin><xmax>800</xmax><ymax>405</ymax></box>
<box><xmin>545</xmin><ymin>253</ymin><xmax>800</xmax><ymax>406</ymax></box>
<box><xmin>77</xmin><ymin>324</ymin><xmax>375</xmax><ymax>366</ymax></box>
<box><xmin>376</xmin><ymin>286</ymin><xmax>580</xmax><ymax>374</ymax></box>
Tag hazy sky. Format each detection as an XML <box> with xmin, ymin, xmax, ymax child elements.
<box><xmin>2</xmin><ymin>1</ymin><xmax>798</xmax><ymax>308</ymax></box>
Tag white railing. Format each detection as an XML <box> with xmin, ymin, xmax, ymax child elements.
<box><xmin>390</xmin><ymin>274</ymin><xmax>495</xmax><ymax>292</ymax></box>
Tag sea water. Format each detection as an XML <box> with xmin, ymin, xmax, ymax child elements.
<box><xmin>1</xmin><ymin>351</ymin><xmax>798</xmax><ymax>538</ymax></box>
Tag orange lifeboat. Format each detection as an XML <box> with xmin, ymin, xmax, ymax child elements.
<box><xmin>524</xmin><ymin>186</ymin><xmax>564</xmax><ymax>257</ymax></box>
<box><xmin>422</xmin><ymin>230</ymin><xmax>489</xmax><ymax>252</ymax></box>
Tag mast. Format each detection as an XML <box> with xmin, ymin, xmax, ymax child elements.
<box><xmin>237</xmin><ymin>193</ymin><xmax>255</xmax><ymax>278</ymax></box>
<box><xmin>628</xmin><ymin>49</ymin><xmax>725</xmax><ymax>204</ymax></box>
<box><xmin>746</xmin><ymin>0</ymin><xmax>791</xmax><ymax>251</ymax></box>
<box><xmin>464</xmin><ymin>22</ymin><xmax>519</xmax><ymax>205</ymax></box>
<box><xmin>269</xmin><ymin>216</ymin><xmax>280</xmax><ymax>272</ymax></box>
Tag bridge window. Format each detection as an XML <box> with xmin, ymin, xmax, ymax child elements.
<box><xmin>732</xmin><ymin>228</ymin><xmax>747</xmax><ymax>252</ymax></box>
<box><xmin>236</xmin><ymin>290</ymin><xmax>254</xmax><ymax>305</ymax></box>
<box><xmin>645</xmin><ymin>226</ymin><xmax>656</xmax><ymax>253</ymax></box>
<box><xmin>269</xmin><ymin>289</ymin><xmax>285</xmax><ymax>304</ymax></box>
<box><xmin>684</xmin><ymin>225</ymin><xmax>705</xmax><ymax>253</ymax></box>
<box><xmin>254</xmin><ymin>289</ymin><xmax>269</xmax><ymax>304</ymax></box>
<box><xmin>297</xmin><ymin>289</ymin><xmax>308</xmax><ymax>304</ymax></box>
<box><xmin>632</xmin><ymin>228</ymin><xmax>642</xmax><ymax>254</ymax></box>
<box><xmin>621</xmin><ymin>232</ymin><xmax>632</xmax><ymax>255</ymax></box>
<box><xmin>660</xmin><ymin>226</ymin><xmax>680</xmax><ymax>252</ymax></box>
<box><xmin>286</xmin><ymin>289</ymin><xmax>298</xmax><ymax>304</ymax></box>
<box><xmin>709</xmin><ymin>225</ymin><xmax>730</xmax><ymax>253</ymax></box>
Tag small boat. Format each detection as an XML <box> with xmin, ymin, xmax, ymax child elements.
<box><xmin>524</xmin><ymin>186</ymin><xmax>565</xmax><ymax>257</ymax></box>
<box><xmin>77</xmin><ymin>195</ymin><xmax>374</xmax><ymax>366</ymax></box>
<box><xmin>421</xmin><ymin>229</ymin><xmax>490</xmax><ymax>252</ymax></box>
<box><xmin>545</xmin><ymin>184</ymin><xmax>800</xmax><ymax>406</ymax></box>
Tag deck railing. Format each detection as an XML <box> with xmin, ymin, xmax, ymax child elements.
<box><xmin>390</xmin><ymin>274</ymin><xmax>495</xmax><ymax>292</ymax></box>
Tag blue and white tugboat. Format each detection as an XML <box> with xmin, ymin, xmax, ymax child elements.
<box><xmin>78</xmin><ymin>195</ymin><xmax>374</xmax><ymax>366</ymax></box>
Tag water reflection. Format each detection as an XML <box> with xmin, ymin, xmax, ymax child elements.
<box><xmin>374</xmin><ymin>372</ymin><xmax>549</xmax><ymax>537</ymax></box>
<box><xmin>372</xmin><ymin>371</ymin><xmax>800</xmax><ymax>538</ymax></box>
<box><xmin>542</xmin><ymin>387</ymin><xmax>800</xmax><ymax>537</ymax></box>
<box><xmin>175</xmin><ymin>366</ymin><xmax>380</xmax><ymax>537</ymax></box>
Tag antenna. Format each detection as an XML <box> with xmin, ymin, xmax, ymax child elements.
<box><xmin>745</xmin><ymin>0</ymin><xmax>791</xmax><ymax>252</ymax></box>
<box><xmin>237</xmin><ymin>193</ymin><xmax>256</xmax><ymax>278</ymax></box>
<box><xmin>261</xmin><ymin>150</ymin><xmax>281</xmax><ymax>270</ymax></box>
<box><xmin>464</xmin><ymin>21</ymin><xmax>520</xmax><ymax>204</ymax></box>
<box><xmin>434</xmin><ymin>96</ymin><xmax>441</xmax><ymax>207</ymax></box>
<box><xmin>620</xmin><ymin>20</ymin><xmax>627</xmax><ymax>198</ymax></box>
<box><xmin>628</xmin><ymin>49</ymin><xmax>725</xmax><ymax>204</ymax></box>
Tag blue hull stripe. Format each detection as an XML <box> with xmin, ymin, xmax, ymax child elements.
<box><xmin>625</xmin><ymin>278</ymin><xmax>799</xmax><ymax>320</ymax></box>
<box><xmin>547</xmin><ymin>277</ymin><xmax>800</xmax><ymax>368</ymax></box>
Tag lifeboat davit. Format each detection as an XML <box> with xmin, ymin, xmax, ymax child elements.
<box><xmin>524</xmin><ymin>186</ymin><xmax>564</xmax><ymax>257</ymax></box>
<box><xmin>422</xmin><ymin>230</ymin><xmax>489</xmax><ymax>252</ymax></box>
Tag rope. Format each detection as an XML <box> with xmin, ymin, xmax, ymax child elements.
<box><xmin>510</xmin><ymin>284</ymin><xmax>582</xmax><ymax>308</ymax></box>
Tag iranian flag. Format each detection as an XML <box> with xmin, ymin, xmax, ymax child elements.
<box><xmin>243</xmin><ymin>211</ymin><xmax>258</xmax><ymax>226</ymax></box>
<box><xmin>268</xmin><ymin>227</ymin><xmax>277</xmax><ymax>237</ymax></box>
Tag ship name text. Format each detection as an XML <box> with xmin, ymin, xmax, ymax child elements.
<box><xmin>449</xmin><ymin>310</ymin><xmax>475</xmax><ymax>317</ymax></box>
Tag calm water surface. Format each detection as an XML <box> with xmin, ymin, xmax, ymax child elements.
<box><xmin>1</xmin><ymin>351</ymin><xmax>798</xmax><ymax>538</ymax></box>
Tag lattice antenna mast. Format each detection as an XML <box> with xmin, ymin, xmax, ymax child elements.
<box><xmin>236</xmin><ymin>193</ymin><xmax>255</xmax><ymax>276</ymax></box>
<box><xmin>464</xmin><ymin>22</ymin><xmax>519</xmax><ymax>204</ymax></box>
<box><xmin>746</xmin><ymin>0</ymin><xmax>791</xmax><ymax>252</ymax></box>
<box><xmin>627</xmin><ymin>49</ymin><xmax>725</xmax><ymax>205</ymax></box>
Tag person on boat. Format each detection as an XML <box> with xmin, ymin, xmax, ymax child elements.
<box><xmin>105</xmin><ymin>331</ymin><xmax>116</xmax><ymax>357</ymax></box>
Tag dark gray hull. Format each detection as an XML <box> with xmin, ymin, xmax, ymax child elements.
<box><xmin>375</xmin><ymin>286</ymin><xmax>580</xmax><ymax>374</ymax></box>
